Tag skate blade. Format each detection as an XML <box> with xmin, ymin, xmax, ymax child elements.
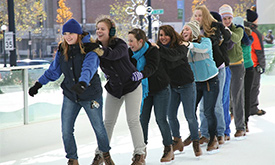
<box><xmin>207</xmin><ymin>148</ymin><xmax>220</xmax><ymax>155</ymax></box>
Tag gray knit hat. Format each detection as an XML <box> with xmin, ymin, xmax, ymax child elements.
<box><xmin>185</xmin><ymin>20</ymin><xmax>200</xmax><ymax>41</ymax></box>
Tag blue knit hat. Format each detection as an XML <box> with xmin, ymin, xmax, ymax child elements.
<box><xmin>62</xmin><ymin>19</ymin><xmax>83</xmax><ymax>35</ymax></box>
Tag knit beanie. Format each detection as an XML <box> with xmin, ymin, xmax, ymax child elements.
<box><xmin>62</xmin><ymin>19</ymin><xmax>83</xmax><ymax>35</ymax></box>
<box><xmin>233</xmin><ymin>16</ymin><xmax>244</xmax><ymax>27</ymax></box>
<box><xmin>185</xmin><ymin>20</ymin><xmax>200</xmax><ymax>41</ymax></box>
<box><xmin>219</xmin><ymin>4</ymin><xmax>233</xmax><ymax>18</ymax></box>
<box><xmin>210</xmin><ymin>11</ymin><xmax>222</xmax><ymax>22</ymax></box>
<box><xmin>246</xmin><ymin>9</ymin><xmax>258</xmax><ymax>22</ymax></box>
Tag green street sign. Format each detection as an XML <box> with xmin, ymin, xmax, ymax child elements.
<box><xmin>152</xmin><ymin>9</ymin><xmax>164</xmax><ymax>15</ymax></box>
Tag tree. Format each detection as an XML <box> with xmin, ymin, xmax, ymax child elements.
<box><xmin>110</xmin><ymin>0</ymin><xmax>132</xmax><ymax>41</ymax></box>
<box><xmin>232</xmin><ymin>0</ymin><xmax>255</xmax><ymax>18</ymax></box>
<box><xmin>0</xmin><ymin>0</ymin><xmax>46</xmax><ymax>41</ymax></box>
<box><xmin>192</xmin><ymin>0</ymin><xmax>206</xmax><ymax>12</ymax></box>
<box><xmin>56</xmin><ymin>0</ymin><xmax>73</xmax><ymax>41</ymax></box>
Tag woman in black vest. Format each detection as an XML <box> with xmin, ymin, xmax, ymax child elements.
<box><xmin>28</xmin><ymin>19</ymin><xmax>113</xmax><ymax>165</ymax></box>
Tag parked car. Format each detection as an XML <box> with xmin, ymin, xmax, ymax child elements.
<box><xmin>16</xmin><ymin>59</ymin><xmax>51</xmax><ymax>66</ymax></box>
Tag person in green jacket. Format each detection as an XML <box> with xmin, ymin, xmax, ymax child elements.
<box><xmin>219</xmin><ymin>4</ymin><xmax>246</xmax><ymax>139</ymax></box>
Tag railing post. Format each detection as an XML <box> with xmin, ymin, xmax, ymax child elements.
<box><xmin>23</xmin><ymin>68</ymin><xmax>29</xmax><ymax>124</ymax></box>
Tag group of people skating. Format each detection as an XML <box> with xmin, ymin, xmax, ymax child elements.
<box><xmin>28</xmin><ymin>3</ymin><xmax>266</xmax><ymax>165</ymax></box>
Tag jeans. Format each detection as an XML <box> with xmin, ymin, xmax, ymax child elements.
<box><xmin>140</xmin><ymin>85</ymin><xmax>173</xmax><ymax>146</ymax></box>
<box><xmin>61</xmin><ymin>95</ymin><xmax>110</xmax><ymax>160</ymax></box>
<box><xmin>168</xmin><ymin>82</ymin><xmax>199</xmax><ymax>141</ymax></box>
<box><xmin>223</xmin><ymin>67</ymin><xmax>231</xmax><ymax>136</ymax></box>
<box><xmin>195</xmin><ymin>76</ymin><xmax>219</xmax><ymax>139</ymax></box>
<box><xmin>200</xmin><ymin>67</ymin><xmax>226</xmax><ymax>137</ymax></box>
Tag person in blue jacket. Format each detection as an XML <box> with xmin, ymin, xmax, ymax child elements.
<box><xmin>181</xmin><ymin>20</ymin><xmax>220</xmax><ymax>153</ymax></box>
<box><xmin>28</xmin><ymin>19</ymin><xmax>114</xmax><ymax>165</ymax></box>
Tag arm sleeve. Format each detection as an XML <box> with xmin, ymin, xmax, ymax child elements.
<box><xmin>159</xmin><ymin>45</ymin><xmax>188</xmax><ymax>62</ymax></box>
<box><xmin>230</xmin><ymin>26</ymin><xmax>243</xmax><ymax>43</ymax></box>
<box><xmin>38</xmin><ymin>51</ymin><xmax>62</xmax><ymax>85</ymax></box>
<box><xmin>79</xmin><ymin>51</ymin><xmax>100</xmax><ymax>85</ymax></box>
<box><xmin>191</xmin><ymin>38</ymin><xmax>212</xmax><ymax>53</ymax></box>
<box><xmin>251</xmin><ymin>32</ymin><xmax>266</xmax><ymax>68</ymax></box>
<box><xmin>242</xmin><ymin>31</ymin><xmax>254</xmax><ymax>46</ymax></box>
<box><xmin>101</xmin><ymin>41</ymin><xmax>128</xmax><ymax>61</ymax></box>
<box><xmin>141</xmin><ymin>47</ymin><xmax>159</xmax><ymax>78</ymax></box>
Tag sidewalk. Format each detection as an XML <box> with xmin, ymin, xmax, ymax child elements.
<box><xmin>1</xmin><ymin>75</ymin><xmax>275</xmax><ymax>165</ymax></box>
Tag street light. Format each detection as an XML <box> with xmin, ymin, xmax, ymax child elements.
<box><xmin>152</xmin><ymin>20</ymin><xmax>160</xmax><ymax>42</ymax></box>
<box><xmin>136</xmin><ymin>5</ymin><xmax>147</xmax><ymax>30</ymax></box>
<box><xmin>1</xmin><ymin>25</ymin><xmax>7</xmax><ymax>67</ymax></box>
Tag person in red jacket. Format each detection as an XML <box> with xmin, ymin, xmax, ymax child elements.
<box><xmin>244</xmin><ymin>6</ymin><xmax>266</xmax><ymax>116</ymax></box>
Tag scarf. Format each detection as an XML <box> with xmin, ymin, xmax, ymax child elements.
<box><xmin>132</xmin><ymin>42</ymin><xmax>149</xmax><ymax>113</ymax></box>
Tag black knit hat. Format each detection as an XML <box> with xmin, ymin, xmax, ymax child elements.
<box><xmin>246</xmin><ymin>9</ymin><xmax>258</xmax><ymax>22</ymax></box>
<box><xmin>210</xmin><ymin>11</ymin><xmax>222</xmax><ymax>22</ymax></box>
<box><xmin>62</xmin><ymin>19</ymin><xmax>83</xmax><ymax>35</ymax></box>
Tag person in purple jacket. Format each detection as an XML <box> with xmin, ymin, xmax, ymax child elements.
<box><xmin>28</xmin><ymin>19</ymin><xmax>113</xmax><ymax>165</ymax></box>
<box><xmin>91</xmin><ymin>16</ymin><xmax>146</xmax><ymax>165</ymax></box>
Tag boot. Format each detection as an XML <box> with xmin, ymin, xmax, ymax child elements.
<box><xmin>91</xmin><ymin>154</ymin><xmax>103</xmax><ymax>165</ymax></box>
<box><xmin>192</xmin><ymin>140</ymin><xmax>202</xmax><ymax>157</ymax></box>
<box><xmin>131</xmin><ymin>154</ymin><xmax>145</xmax><ymax>165</ymax></box>
<box><xmin>103</xmin><ymin>152</ymin><xmax>115</xmax><ymax>165</ymax></box>
<box><xmin>172</xmin><ymin>137</ymin><xmax>184</xmax><ymax>152</ymax></box>
<box><xmin>160</xmin><ymin>145</ymin><xmax>174</xmax><ymax>162</ymax></box>
<box><xmin>68</xmin><ymin>159</ymin><xmax>79</xmax><ymax>165</ymax></box>
<box><xmin>206</xmin><ymin>136</ymin><xmax>219</xmax><ymax>152</ymax></box>
<box><xmin>182</xmin><ymin>135</ymin><xmax>191</xmax><ymax>146</ymax></box>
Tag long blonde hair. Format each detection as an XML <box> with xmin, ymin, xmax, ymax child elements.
<box><xmin>191</xmin><ymin>5</ymin><xmax>217</xmax><ymax>37</ymax></box>
<box><xmin>61</xmin><ymin>33</ymin><xmax>86</xmax><ymax>61</ymax></box>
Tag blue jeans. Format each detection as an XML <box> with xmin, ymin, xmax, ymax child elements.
<box><xmin>168</xmin><ymin>82</ymin><xmax>199</xmax><ymax>141</ymax></box>
<box><xmin>195</xmin><ymin>76</ymin><xmax>219</xmax><ymax>139</ymax></box>
<box><xmin>223</xmin><ymin>67</ymin><xmax>231</xmax><ymax>136</ymax></box>
<box><xmin>61</xmin><ymin>95</ymin><xmax>110</xmax><ymax>160</ymax></box>
<box><xmin>200</xmin><ymin>67</ymin><xmax>226</xmax><ymax>137</ymax></box>
<box><xmin>140</xmin><ymin>85</ymin><xmax>173</xmax><ymax>146</ymax></box>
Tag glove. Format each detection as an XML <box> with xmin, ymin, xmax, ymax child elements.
<box><xmin>71</xmin><ymin>81</ymin><xmax>87</xmax><ymax>95</ymax></box>
<box><xmin>131</xmin><ymin>71</ymin><xmax>143</xmax><ymax>81</ymax></box>
<box><xmin>28</xmin><ymin>82</ymin><xmax>42</xmax><ymax>97</ymax></box>
<box><xmin>256</xmin><ymin>65</ymin><xmax>265</xmax><ymax>74</ymax></box>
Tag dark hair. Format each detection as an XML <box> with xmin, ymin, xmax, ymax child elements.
<box><xmin>128</xmin><ymin>28</ymin><xmax>148</xmax><ymax>46</ymax></box>
<box><xmin>157</xmin><ymin>25</ymin><xmax>183</xmax><ymax>48</ymax></box>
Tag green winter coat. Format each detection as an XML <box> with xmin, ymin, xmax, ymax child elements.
<box><xmin>228</xmin><ymin>24</ymin><xmax>244</xmax><ymax>64</ymax></box>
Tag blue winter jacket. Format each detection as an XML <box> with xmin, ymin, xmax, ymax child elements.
<box><xmin>38</xmin><ymin>33</ymin><xmax>102</xmax><ymax>102</ymax></box>
<box><xmin>188</xmin><ymin>37</ymin><xmax>218</xmax><ymax>82</ymax></box>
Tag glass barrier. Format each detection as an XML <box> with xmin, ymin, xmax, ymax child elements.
<box><xmin>0</xmin><ymin>69</ymin><xmax>24</xmax><ymax>129</ymax></box>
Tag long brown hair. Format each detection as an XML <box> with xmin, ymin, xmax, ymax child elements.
<box><xmin>191</xmin><ymin>5</ymin><xmax>217</xmax><ymax>37</ymax></box>
<box><xmin>61</xmin><ymin>33</ymin><xmax>86</xmax><ymax>61</ymax></box>
<box><xmin>156</xmin><ymin>25</ymin><xmax>183</xmax><ymax>48</ymax></box>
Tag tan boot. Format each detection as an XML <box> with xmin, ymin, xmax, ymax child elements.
<box><xmin>131</xmin><ymin>154</ymin><xmax>145</xmax><ymax>165</ymax></box>
<box><xmin>160</xmin><ymin>145</ymin><xmax>174</xmax><ymax>162</ymax></box>
<box><xmin>182</xmin><ymin>135</ymin><xmax>191</xmax><ymax>146</ymax></box>
<box><xmin>91</xmin><ymin>154</ymin><xmax>103</xmax><ymax>165</ymax></box>
<box><xmin>172</xmin><ymin>137</ymin><xmax>184</xmax><ymax>152</ymax></box>
<box><xmin>103</xmin><ymin>152</ymin><xmax>115</xmax><ymax>165</ymax></box>
<box><xmin>68</xmin><ymin>159</ymin><xmax>79</xmax><ymax>165</ymax></box>
<box><xmin>192</xmin><ymin>140</ymin><xmax>202</xmax><ymax>157</ymax></box>
<box><xmin>206</xmin><ymin>137</ymin><xmax>219</xmax><ymax>152</ymax></box>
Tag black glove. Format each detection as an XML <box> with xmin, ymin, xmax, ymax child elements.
<box><xmin>71</xmin><ymin>81</ymin><xmax>87</xmax><ymax>95</ymax></box>
<box><xmin>29</xmin><ymin>82</ymin><xmax>42</xmax><ymax>97</ymax></box>
<box><xmin>256</xmin><ymin>65</ymin><xmax>265</xmax><ymax>74</ymax></box>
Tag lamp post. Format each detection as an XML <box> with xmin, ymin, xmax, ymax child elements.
<box><xmin>135</xmin><ymin>5</ymin><xmax>147</xmax><ymax>30</ymax></box>
<box><xmin>1</xmin><ymin>25</ymin><xmax>7</xmax><ymax>67</ymax></box>
<box><xmin>152</xmin><ymin>20</ymin><xmax>160</xmax><ymax>42</ymax></box>
<box><xmin>28</xmin><ymin>31</ymin><xmax>32</xmax><ymax>59</ymax></box>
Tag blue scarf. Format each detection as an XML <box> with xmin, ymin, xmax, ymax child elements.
<box><xmin>132</xmin><ymin>42</ymin><xmax>149</xmax><ymax>113</ymax></box>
